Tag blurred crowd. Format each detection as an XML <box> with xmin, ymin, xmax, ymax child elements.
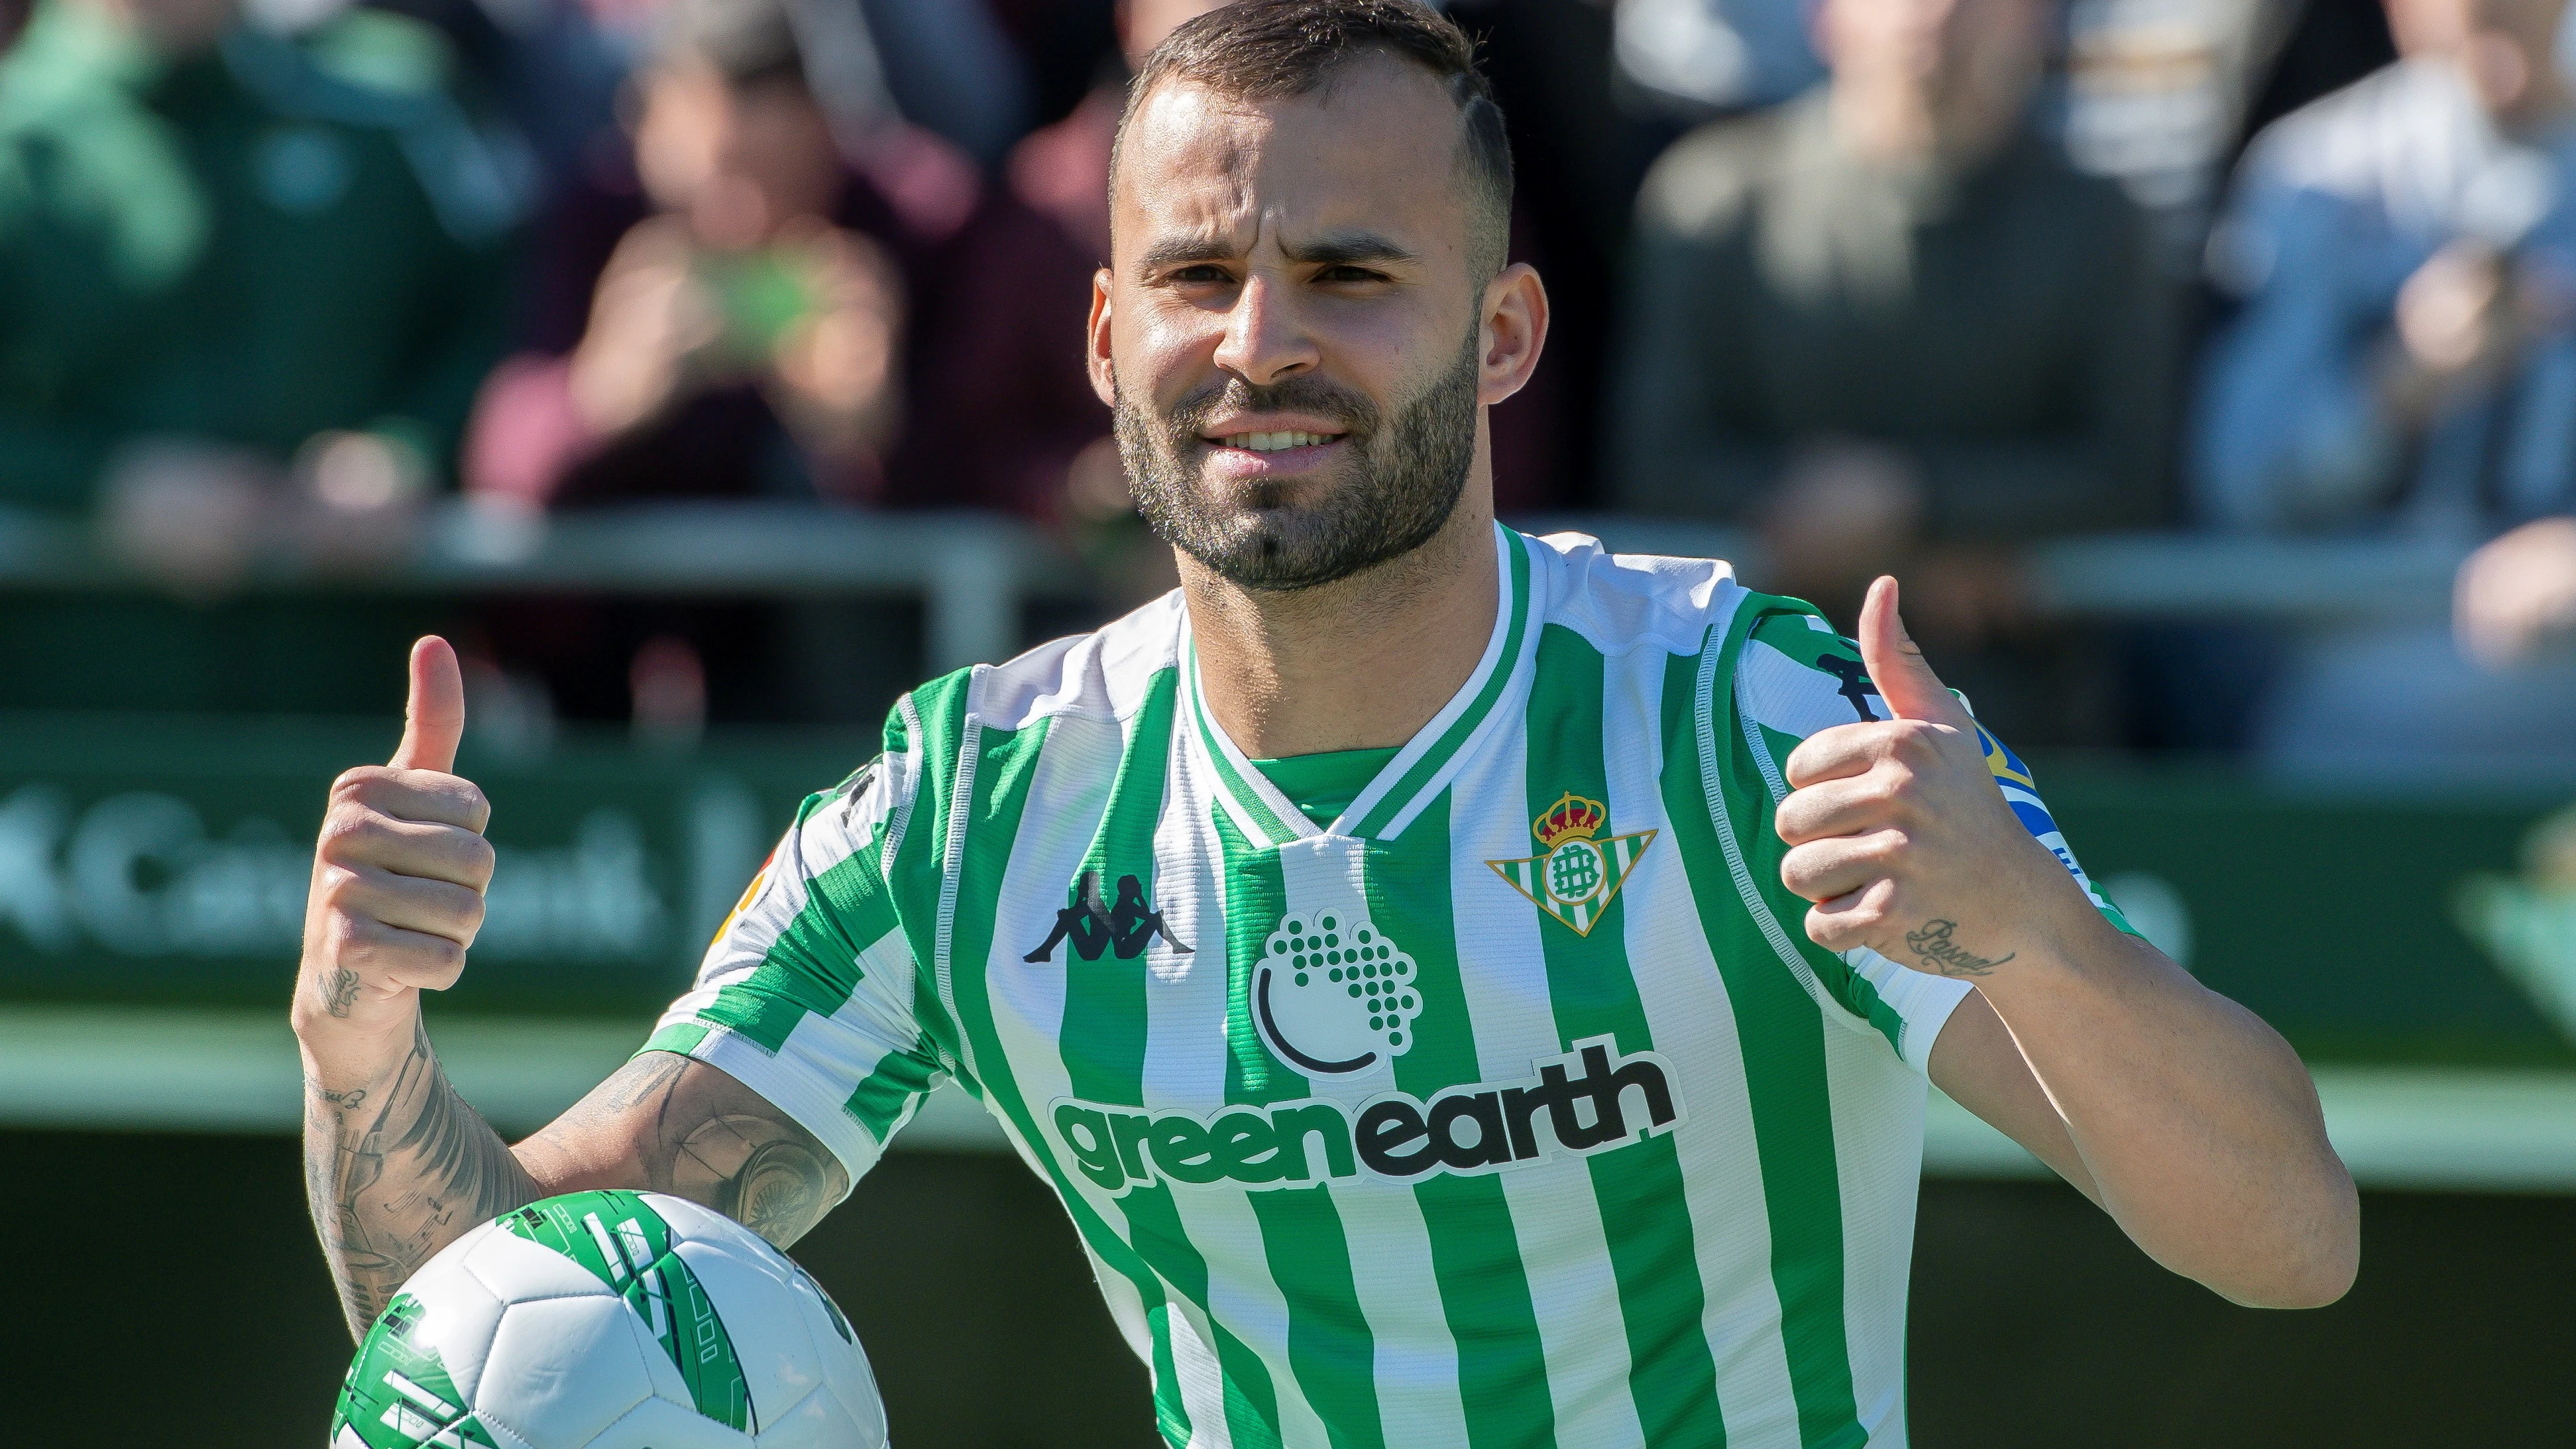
<box><xmin>2</xmin><ymin>0</ymin><xmax>2572</xmax><ymax>770</ymax></box>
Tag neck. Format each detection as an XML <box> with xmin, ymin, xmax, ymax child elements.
<box><xmin>1184</xmin><ymin>434</ymin><xmax>1501</xmax><ymax>760</ymax></box>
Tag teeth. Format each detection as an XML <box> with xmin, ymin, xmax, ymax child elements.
<box><xmin>1221</xmin><ymin>431</ymin><xmax>1333</xmax><ymax>452</ymax></box>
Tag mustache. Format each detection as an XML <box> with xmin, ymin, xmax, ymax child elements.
<box><xmin>1162</xmin><ymin>375</ymin><xmax>1383</xmax><ymax>441</ymax></box>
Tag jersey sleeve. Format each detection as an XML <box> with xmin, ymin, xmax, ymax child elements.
<box><xmin>1726</xmin><ymin>605</ymin><xmax>2140</xmax><ymax>1072</ymax></box>
<box><xmin>640</xmin><ymin>754</ymin><xmax>947</xmax><ymax>1191</ymax></box>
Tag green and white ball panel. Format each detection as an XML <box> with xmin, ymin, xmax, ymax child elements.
<box><xmin>331</xmin><ymin>1190</ymin><xmax>884</xmax><ymax>1449</ymax></box>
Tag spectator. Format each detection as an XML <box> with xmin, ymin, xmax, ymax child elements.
<box><xmin>0</xmin><ymin>0</ymin><xmax>522</xmax><ymax>591</ymax></box>
<box><xmin>467</xmin><ymin>0</ymin><xmax>910</xmax><ymax>511</ymax></box>
<box><xmin>1603</xmin><ymin>0</ymin><xmax>2178</xmax><ymax>740</ymax></box>
<box><xmin>2196</xmin><ymin>0</ymin><xmax>2576</xmax><ymax>773</ymax></box>
<box><xmin>462</xmin><ymin>0</ymin><xmax>981</xmax><ymax>730</ymax></box>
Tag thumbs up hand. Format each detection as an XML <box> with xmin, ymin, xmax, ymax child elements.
<box><xmin>294</xmin><ymin>638</ymin><xmax>496</xmax><ymax>1043</ymax></box>
<box><xmin>1773</xmin><ymin>579</ymin><xmax>2088</xmax><ymax>978</ymax></box>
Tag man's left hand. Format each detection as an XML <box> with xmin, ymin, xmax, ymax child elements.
<box><xmin>1772</xmin><ymin>575</ymin><xmax>2090</xmax><ymax>978</ymax></box>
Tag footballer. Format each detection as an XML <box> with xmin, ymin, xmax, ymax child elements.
<box><xmin>294</xmin><ymin>2</ymin><xmax>2360</xmax><ymax>1444</ymax></box>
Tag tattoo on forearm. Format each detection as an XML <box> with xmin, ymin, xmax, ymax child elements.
<box><xmin>1904</xmin><ymin>919</ymin><xmax>2017</xmax><ymax>977</ymax></box>
<box><xmin>682</xmin><ymin>1121</ymin><xmax>836</xmax><ymax>1245</ymax></box>
<box><xmin>304</xmin><ymin>1019</ymin><xmax>536</xmax><ymax>1340</ymax></box>
<box><xmin>601</xmin><ymin>1048</ymin><xmax>690</xmax><ymax>1113</ymax></box>
<box><xmin>596</xmin><ymin>1052</ymin><xmax>844</xmax><ymax>1251</ymax></box>
<box><xmin>304</xmin><ymin>1045</ymin><xmax>847</xmax><ymax>1341</ymax></box>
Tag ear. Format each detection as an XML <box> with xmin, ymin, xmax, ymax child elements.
<box><xmin>1477</xmin><ymin>262</ymin><xmax>1549</xmax><ymax>408</ymax></box>
<box><xmin>1086</xmin><ymin>267</ymin><xmax>1118</xmax><ymax>409</ymax></box>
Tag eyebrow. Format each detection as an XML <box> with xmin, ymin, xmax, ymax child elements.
<box><xmin>1136</xmin><ymin>230</ymin><xmax>1422</xmax><ymax>272</ymax></box>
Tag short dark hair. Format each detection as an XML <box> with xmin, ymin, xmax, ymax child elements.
<box><xmin>1113</xmin><ymin>0</ymin><xmax>1515</xmax><ymax>280</ymax></box>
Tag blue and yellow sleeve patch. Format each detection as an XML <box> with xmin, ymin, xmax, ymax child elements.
<box><xmin>1977</xmin><ymin>722</ymin><xmax>2037</xmax><ymax>791</ymax></box>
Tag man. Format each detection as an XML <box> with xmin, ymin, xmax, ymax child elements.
<box><xmin>1604</xmin><ymin>0</ymin><xmax>2177</xmax><ymax>740</ymax></box>
<box><xmin>297</xmin><ymin>4</ymin><xmax>2357</xmax><ymax>1445</ymax></box>
<box><xmin>466</xmin><ymin>0</ymin><xmax>908</xmax><ymax>514</ymax></box>
<box><xmin>2195</xmin><ymin>0</ymin><xmax>2576</xmax><ymax>771</ymax></box>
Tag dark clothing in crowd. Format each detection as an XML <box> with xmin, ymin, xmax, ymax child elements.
<box><xmin>1606</xmin><ymin>91</ymin><xmax>2177</xmax><ymax>537</ymax></box>
<box><xmin>0</xmin><ymin>0</ymin><xmax>516</xmax><ymax>507</ymax></box>
<box><xmin>897</xmin><ymin>84</ymin><xmax>1119</xmax><ymax>523</ymax></box>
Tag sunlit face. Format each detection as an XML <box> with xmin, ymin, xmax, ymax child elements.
<box><xmin>634</xmin><ymin>64</ymin><xmax>844</xmax><ymax>250</ymax></box>
<box><xmin>1092</xmin><ymin>59</ymin><xmax>1502</xmax><ymax>591</ymax></box>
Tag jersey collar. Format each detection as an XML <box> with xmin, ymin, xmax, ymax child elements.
<box><xmin>1181</xmin><ymin>524</ymin><xmax>1541</xmax><ymax>848</ymax></box>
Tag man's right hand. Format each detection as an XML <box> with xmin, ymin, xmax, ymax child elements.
<box><xmin>294</xmin><ymin>637</ymin><xmax>494</xmax><ymax>1055</ymax></box>
<box><xmin>293</xmin><ymin>639</ymin><xmax>846</xmax><ymax>1338</ymax></box>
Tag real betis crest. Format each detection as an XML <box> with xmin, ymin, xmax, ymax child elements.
<box><xmin>1490</xmin><ymin>791</ymin><xmax>1655</xmax><ymax>937</ymax></box>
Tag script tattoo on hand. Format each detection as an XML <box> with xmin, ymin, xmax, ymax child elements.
<box><xmin>321</xmin><ymin>967</ymin><xmax>363</xmax><ymax>1019</ymax></box>
<box><xmin>1904</xmin><ymin>919</ymin><xmax>2018</xmax><ymax>977</ymax></box>
<box><xmin>304</xmin><ymin>1019</ymin><xmax>537</xmax><ymax>1340</ymax></box>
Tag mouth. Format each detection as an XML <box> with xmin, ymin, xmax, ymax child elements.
<box><xmin>1198</xmin><ymin>428</ymin><xmax>1351</xmax><ymax>477</ymax></box>
<box><xmin>1208</xmin><ymin>429</ymin><xmax>1344</xmax><ymax>452</ymax></box>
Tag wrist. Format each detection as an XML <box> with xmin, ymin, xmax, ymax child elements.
<box><xmin>1932</xmin><ymin>888</ymin><xmax>2128</xmax><ymax>999</ymax></box>
<box><xmin>1889</xmin><ymin>849</ymin><xmax>2110</xmax><ymax>984</ymax></box>
<box><xmin>291</xmin><ymin>979</ymin><xmax>421</xmax><ymax>1090</ymax></box>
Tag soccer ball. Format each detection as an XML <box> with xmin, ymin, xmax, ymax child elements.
<box><xmin>330</xmin><ymin>1189</ymin><xmax>886</xmax><ymax>1448</ymax></box>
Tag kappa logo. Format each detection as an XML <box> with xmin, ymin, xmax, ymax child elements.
<box><xmin>1251</xmin><ymin>908</ymin><xmax>1421</xmax><ymax>1074</ymax></box>
<box><xmin>1490</xmin><ymin>791</ymin><xmax>1655</xmax><ymax>937</ymax></box>
<box><xmin>1024</xmin><ymin>872</ymin><xmax>1193</xmax><ymax>962</ymax></box>
<box><xmin>1815</xmin><ymin>653</ymin><xmax>1883</xmax><ymax>722</ymax></box>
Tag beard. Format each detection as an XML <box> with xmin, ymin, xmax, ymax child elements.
<box><xmin>1113</xmin><ymin>326</ymin><xmax>1482</xmax><ymax>593</ymax></box>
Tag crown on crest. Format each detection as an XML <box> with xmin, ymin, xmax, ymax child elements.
<box><xmin>1532</xmin><ymin>791</ymin><xmax>1606</xmax><ymax>848</ymax></box>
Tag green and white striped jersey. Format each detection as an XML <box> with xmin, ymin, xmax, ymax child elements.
<box><xmin>645</xmin><ymin>525</ymin><xmax>2132</xmax><ymax>1449</ymax></box>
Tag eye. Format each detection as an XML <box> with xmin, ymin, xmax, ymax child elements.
<box><xmin>1167</xmin><ymin>264</ymin><xmax>1234</xmax><ymax>285</ymax></box>
<box><xmin>1314</xmin><ymin>264</ymin><xmax>1389</xmax><ymax>284</ymax></box>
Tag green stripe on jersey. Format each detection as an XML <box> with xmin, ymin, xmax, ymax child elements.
<box><xmin>1366</xmin><ymin>811</ymin><xmax>1557</xmax><ymax>1449</ymax></box>
<box><xmin>1659</xmin><ymin>624</ymin><xmax>1866</xmax><ymax>1446</ymax></box>
<box><xmin>1058</xmin><ymin>669</ymin><xmax>1179</xmax><ymax>1107</ymax></box>
<box><xmin>1221</xmin><ymin>812</ymin><xmax>1302</xmax><ymax>1105</ymax></box>
<box><xmin>893</xmin><ymin>671</ymin><xmax>974</xmax><ymax>1077</ymax></box>
<box><xmin>1251</xmin><ymin>1184</ymin><xmax>1384</xmax><ymax>1449</ymax></box>
<box><xmin>930</xmin><ymin>713</ymin><xmax>1260</xmax><ymax>1447</ymax></box>
<box><xmin>1523</xmin><ymin>624</ymin><xmax>1727</xmax><ymax>1444</ymax></box>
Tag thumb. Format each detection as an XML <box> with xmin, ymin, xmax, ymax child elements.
<box><xmin>390</xmin><ymin>636</ymin><xmax>467</xmax><ymax>773</ymax></box>
<box><xmin>1856</xmin><ymin>577</ymin><xmax>1972</xmax><ymax>727</ymax></box>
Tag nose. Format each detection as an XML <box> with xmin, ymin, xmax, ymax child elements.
<box><xmin>1211</xmin><ymin>272</ymin><xmax>1319</xmax><ymax>387</ymax></box>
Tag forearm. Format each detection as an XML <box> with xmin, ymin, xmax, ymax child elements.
<box><xmin>300</xmin><ymin>1012</ymin><xmax>540</xmax><ymax>1340</ymax></box>
<box><xmin>1968</xmin><ymin>909</ymin><xmax>2356</xmax><ymax>1306</ymax></box>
